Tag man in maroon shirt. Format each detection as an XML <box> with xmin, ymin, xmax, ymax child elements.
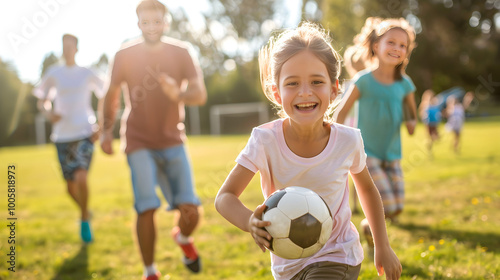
<box><xmin>100</xmin><ymin>1</ymin><xmax>207</xmax><ymax>279</ymax></box>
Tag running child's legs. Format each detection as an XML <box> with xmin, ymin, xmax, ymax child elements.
<box><xmin>366</xmin><ymin>157</ymin><xmax>404</xmax><ymax>219</ymax></box>
<box><xmin>453</xmin><ymin>130</ymin><xmax>461</xmax><ymax>153</ymax></box>
<box><xmin>429</xmin><ymin>125</ymin><xmax>439</xmax><ymax>141</ymax></box>
<box><xmin>427</xmin><ymin>124</ymin><xmax>439</xmax><ymax>152</ymax></box>
<box><xmin>384</xmin><ymin>160</ymin><xmax>404</xmax><ymax>218</ymax></box>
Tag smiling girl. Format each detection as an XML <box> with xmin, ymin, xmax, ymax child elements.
<box><xmin>336</xmin><ymin>18</ymin><xmax>417</xmax><ymax>233</ymax></box>
<box><xmin>215</xmin><ymin>22</ymin><xmax>402</xmax><ymax>280</ymax></box>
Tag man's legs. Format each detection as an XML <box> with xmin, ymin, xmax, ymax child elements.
<box><xmin>156</xmin><ymin>145</ymin><xmax>202</xmax><ymax>273</ymax></box>
<box><xmin>176</xmin><ymin>204</ymin><xmax>199</xmax><ymax>237</ymax></box>
<box><xmin>137</xmin><ymin>209</ymin><xmax>157</xmax><ymax>267</ymax></box>
<box><xmin>66</xmin><ymin>169</ymin><xmax>90</xmax><ymax>221</ymax></box>
<box><xmin>171</xmin><ymin>203</ymin><xmax>201</xmax><ymax>272</ymax></box>
<box><xmin>57</xmin><ymin>138</ymin><xmax>94</xmax><ymax>243</ymax></box>
<box><xmin>127</xmin><ymin>149</ymin><xmax>162</xmax><ymax>278</ymax></box>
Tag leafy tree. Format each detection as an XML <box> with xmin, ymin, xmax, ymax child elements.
<box><xmin>320</xmin><ymin>0</ymin><xmax>500</xmax><ymax>104</ymax></box>
<box><xmin>92</xmin><ymin>53</ymin><xmax>109</xmax><ymax>74</ymax></box>
<box><xmin>167</xmin><ymin>0</ymin><xmax>280</xmax><ymax>76</ymax></box>
<box><xmin>166</xmin><ymin>0</ymin><xmax>284</xmax><ymax>133</ymax></box>
<box><xmin>40</xmin><ymin>52</ymin><xmax>59</xmax><ymax>78</ymax></box>
<box><xmin>0</xmin><ymin>59</ymin><xmax>34</xmax><ymax>146</ymax></box>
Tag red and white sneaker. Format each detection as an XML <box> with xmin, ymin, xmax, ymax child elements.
<box><xmin>171</xmin><ymin>226</ymin><xmax>201</xmax><ymax>273</ymax></box>
<box><xmin>141</xmin><ymin>271</ymin><xmax>161</xmax><ymax>280</ymax></box>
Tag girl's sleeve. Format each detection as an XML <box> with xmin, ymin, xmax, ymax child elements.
<box><xmin>349</xmin><ymin>129</ymin><xmax>368</xmax><ymax>174</ymax></box>
<box><xmin>353</xmin><ymin>72</ymin><xmax>364</xmax><ymax>97</ymax></box>
<box><xmin>235</xmin><ymin>128</ymin><xmax>263</xmax><ymax>173</ymax></box>
<box><xmin>403</xmin><ymin>75</ymin><xmax>417</xmax><ymax>94</ymax></box>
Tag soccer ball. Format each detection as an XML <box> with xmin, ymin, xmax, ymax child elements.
<box><xmin>262</xmin><ymin>186</ymin><xmax>333</xmax><ymax>259</ymax></box>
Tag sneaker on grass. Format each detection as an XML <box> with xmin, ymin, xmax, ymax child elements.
<box><xmin>171</xmin><ymin>226</ymin><xmax>201</xmax><ymax>273</ymax></box>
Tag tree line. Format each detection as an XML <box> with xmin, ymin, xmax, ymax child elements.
<box><xmin>1</xmin><ymin>0</ymin><xmax>499</xmax><ymax>146</ymax></box>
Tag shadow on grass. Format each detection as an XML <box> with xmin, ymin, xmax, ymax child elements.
<box><xmin>52</xmin><ymin>244</ymin><xmax>88</xmax><ymax>280</ymax></box>
<box><xmin>397</xmin><ymin>222</ymin><xmax>500</xmax><ymax>253</ymax></box>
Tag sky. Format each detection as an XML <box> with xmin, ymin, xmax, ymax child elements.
<box><xmin>0</xmin><ymin>0</ymin><xmax>301</xmax><ymax>85</ymax></box>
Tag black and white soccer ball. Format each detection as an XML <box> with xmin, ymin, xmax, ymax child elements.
<box><xmin>262</xmin><ymin>186</ymin><xmax>333</xmax><ymax>259</ymax></box>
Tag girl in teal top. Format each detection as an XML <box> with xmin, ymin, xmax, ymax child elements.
<box><xmin>337</xmin><ymin>17</ymin><xmax>417</xmax><ymax>224</ymax></box>
<box><xmin>354</xmin><ymin>69</ymin><xmax>416</xmax><ymax>161</ymax></box>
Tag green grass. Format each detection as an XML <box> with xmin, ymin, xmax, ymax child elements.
<box><xmin>0</xmin><ymin>118</ymin><xmax>499</xmax><ymax>280</ymax></box>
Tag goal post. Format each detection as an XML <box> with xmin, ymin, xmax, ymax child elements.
<box><xmin>210</xmin><ymin>102</ymin><xmax>270</xmax><ymax>135</ymax></box>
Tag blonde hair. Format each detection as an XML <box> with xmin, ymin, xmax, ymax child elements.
<box><xmin>259</xmin><ymin>22</ymin><xmax>342</xmax><ymax>122</ymax></box>
<box><xmin>354</xmin><ymin>17</ymin><xmax>416</xmax><ymax>80</ymax></box>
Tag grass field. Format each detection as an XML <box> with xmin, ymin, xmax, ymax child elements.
<box><xmin>1</xmin><ymin>117</ymin><xmax>499</xmax><ymax>280</ymax></box>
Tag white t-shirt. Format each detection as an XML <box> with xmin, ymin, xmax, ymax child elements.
<box><xmin>236</xmin><ymin>119</ymin><xmax>367</xmax><ymax>280</ymax></box>
<box><xmin>33</xmin><ymin>65</ymin><xmax>105</xmax><ymax>143</ymax></box>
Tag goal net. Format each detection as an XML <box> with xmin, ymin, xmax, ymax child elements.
<box><xmin>210</xmin><ymin>102</ymin><xmax>270</xmax><ymax>135</ymax></box>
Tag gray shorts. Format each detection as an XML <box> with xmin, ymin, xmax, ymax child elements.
<box><xmin>291</xmin><ymin>261</ymin><xmax>361</xmax><ymax>280</ymax></box>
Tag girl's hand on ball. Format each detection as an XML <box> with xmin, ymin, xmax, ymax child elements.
<box><xmin>249</xmin><ymin>204</ymin><xmax>271</xmax><ymax>252</ymax></box>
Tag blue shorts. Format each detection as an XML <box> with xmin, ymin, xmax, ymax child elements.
<box><xmin>55</xmin><ymin>138</ymin><xmax>94</xmax><ymax>180</ymax></box>
<box><xmin>126</xmin><ymin>145</ymin><xmax>201</xmax><ymax>214</ymax></box>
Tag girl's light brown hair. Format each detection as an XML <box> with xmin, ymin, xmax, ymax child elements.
<box><xmin>259</xmin><ymin>22</ymin><xmax>341</xmax><ymax>121</ymax></box>
<box><xmin>355</xmin><ymin>17</ymin><xmax>416</xmax><ymax>80</ymax></box>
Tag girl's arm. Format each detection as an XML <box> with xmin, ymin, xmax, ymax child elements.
<box><xmin>352</xmin><ymin>167</ymin><xmax>402</xmax><ymax>280</ymax></box>
<box><xmin>335</xmin><ymin>85</ymin><xmax>360</xmax><ymax>124</ymax></box>
<box><xmin>404</xmin><ymin>92</ymin><xmax>417</xmax><ymax>135</ymax></box>
<box><xmin>417</xmin><ymin>92</ymin><xmax>430</xmax><ymax>121</ymax></box>
<box><xmin>215</xmin><ymin>164</ymin><xmax>272</xmax><ymax>252</ymax></box>
<box><xmin>462</xmin><ymin>91</ymin><xmax>474</xmax><ymax>109</ymax></box>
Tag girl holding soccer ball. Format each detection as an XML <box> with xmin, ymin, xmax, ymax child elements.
<box><xmin>215</xmin><ymin>22</ymin><xmax>401</xmax><ymax>280</ymax></box>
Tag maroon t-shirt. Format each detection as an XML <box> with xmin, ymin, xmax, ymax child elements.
<box><xmin>110</xmin><ymin>37</ymin><xmax>199</xmax><ymax>153</ymax></box>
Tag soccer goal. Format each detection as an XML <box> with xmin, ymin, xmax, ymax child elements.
<box><xmin>210</xmin><ymin>102</ymin><xmax>270</xmax><ymax>135</ymax></box>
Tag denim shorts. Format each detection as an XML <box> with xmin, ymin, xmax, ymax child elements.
<box><xmin>126</xmin><ymin>145</ymin><xmax>201</xmax><ymax>214</ymax></box>
<box><xmin>55</xmin><ymin>137</ymin><xmax>94</xmax><ymax>180</ymax></box>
